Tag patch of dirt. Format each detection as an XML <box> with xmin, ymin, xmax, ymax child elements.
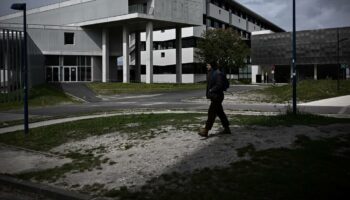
<box><xmin>43</xmin><ymin>124</ymin><xmax>350</xmax><ymax>193</ymax></box>
<box><xmin>2</xmin><ymin>123</ymin><xmax>349</xmax><ymax>195</ymax></box>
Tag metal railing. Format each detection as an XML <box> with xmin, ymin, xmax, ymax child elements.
<box><xmin>129</xmin><ymin>4</ymin><xmax>147</xmax><ymax>14</ymax></box>
<box><xmin>0</xmin><ymin>29</ymin><xmax>23</xmax><ymax>103</ymax></box>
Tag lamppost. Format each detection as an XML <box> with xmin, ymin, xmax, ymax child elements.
<box><xmin>11</xmin><ymin>3</ymin><xmax>28</xmax><ymax>135</ymax></box>
<box><xmin>292</xmin><ymin>0</ymin><xmax>297</xmax><ymax>114</ymax></box>
<box><xmin>337</xmin><ymin>28</ymin><xmax>348</xmax><ymax>91</ymax></box>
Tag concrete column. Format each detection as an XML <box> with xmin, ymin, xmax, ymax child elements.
<box><xmin>314</xmin><ymin>64</ymin><xmax>318</xmax><ymax>80</ymax></box>
<box><xmin>135</xmin><ymin>32</ymin><xmax>141</xmax><ymax>83</ymax></box>
<box><xmin>261</xmin><ymin>69</ymin><xmax>265</xmax><ymax>83</ymax></box>
<box><xmin>102</xmin><ymin>28</ymin><xmax>109</xmax><ymax>83</ymax></box>
<box><xmin>123</xmin><ymin>26</ymin><xmax>130</xmax><ymax>83</ymax></box>
<box><xmin>91</xmin><ymin>57</ymin><xmax>94</xmax><ymax>82</ymax></box>
<box><xmin>146</xmin><ymin>21</ymin><xmax>153</xmax><ymax>84</ymax></box>
<box><xmin>147</xmin><ymin>0</ymin><xmax>155</xmax><ymax>15</ymax></box>
<box><xmin>176</xmin><ymin>27</ymin><xmax>182</xmax><ymax>84</ymax></box>
<box><xmin>59</xmin><ymin>56</ymin><xmax>63</xmax><ymax>82</ymax></box>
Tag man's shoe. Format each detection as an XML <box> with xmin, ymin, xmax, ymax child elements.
<box><xmin>218</xmin><ymin>127</ymin><xmax>231</xmax><ymax>135</ymax></box>
<box><xmin>198</xmin><ymin>128</ymin><xmax>209</xmax><ymax>137</ymax></box>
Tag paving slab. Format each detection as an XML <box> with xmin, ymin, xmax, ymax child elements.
<box><xmin>300</xmin><ymin>95</ymin><xmax>350</xmax><ymax>107</ymax></box>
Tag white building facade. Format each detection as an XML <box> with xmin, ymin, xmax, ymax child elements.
<box><xmin>0</xmin><ymin>0</ymin><xmax>283</xmax><ymax>84</ymax></box>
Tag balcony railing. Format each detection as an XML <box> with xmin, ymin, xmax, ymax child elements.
<box><xmin>129</xmin><ymin>4</ymin><xmax>147</xmax><ymax>14</ymax></box>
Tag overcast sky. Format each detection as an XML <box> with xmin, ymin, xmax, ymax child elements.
<box><xmin>1</xmin><ymin>0</ymin><xmax>350</xmax><ymax>31</ymax></box>
<box><xmin>236</xmin><ymin>0</ymin><xmax>350</xmax><ymax>31</ymax></box>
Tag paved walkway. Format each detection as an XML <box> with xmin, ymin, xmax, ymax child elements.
<box><xmin>300</xmin><ymin>95</ymin><xmax>350</xmax><ymax>107</ymax></box>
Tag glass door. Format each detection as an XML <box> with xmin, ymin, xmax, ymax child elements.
<box><xmin>53</xmin><ymin>67</ymin><xmax>59</xmax><ymax>82</ymax></box>
<box><xmin>64</xmin><ymin>67</ymin><xmax>70</xmax><ymax>82</ymax></box>
<box><xmin>71</xmin><ymin>67</ymin><xmax>77</xmax><ymax>82</ymax></box>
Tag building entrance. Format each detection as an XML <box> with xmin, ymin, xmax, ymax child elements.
<box><xmin>63</xmin><ymin>66</ymin><xmax>78</xmax><ymax>82</ymax></box>
<box><xmin>46</xmin><ymin>66</ymin><xmax>60</xmax><ymax>82</ymax></box>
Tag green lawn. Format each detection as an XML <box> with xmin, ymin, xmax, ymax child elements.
<box><xmin>87</xmin><ymin>83</ymin><xmax>206</xmax><ymax>95</ymax></box>
<box><xmin>256</xmin><ymin>80</ymin><xmax>350</xmax><ymax>103</ymax></box>
<box><xmin>0</xmin><ymin>84</ymin><xmax>77</xmax><ymax>111</ymax></box>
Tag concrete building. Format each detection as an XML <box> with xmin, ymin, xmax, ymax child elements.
<box><xmin>137</xmin><ymin>0</ymin><xmax>284</xmax><ymax>83</ymax></box>
<box><xmin>251</xmin><ymin>27</ymin><xmax>350</xmax><ymax>83</ymax></box>
<box><xmin>0</xmin><ymin>0</ymin><xmax>282</xmax><ymax>85</ymax></box>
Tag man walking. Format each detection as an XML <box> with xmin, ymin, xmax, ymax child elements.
<box><xmin>199</xmin><ymin>62</ymin><xmax>231</xmax><ymax>137</ymax></box>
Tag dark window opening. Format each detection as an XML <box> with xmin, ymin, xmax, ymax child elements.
<box><xmin>64</xmin><ymin>56</ymin><xmax>77</xmax><ymax>66</ymax></box>
<box><xmin>45</xmin><ymin>55</ymin><xmax>60</xmax><ymax>66</ymax></box>
<box><xmin>64</xmin><ymin>32</ymin><xmax>74</xmax><ymax>45</ymax></box>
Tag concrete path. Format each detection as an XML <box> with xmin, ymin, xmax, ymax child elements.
<box><xmin>57</xmin><ymin>83</ymin><xmax>101</xmax><ymax>103</ymax></box>
<box><xmin>300</xmin><ymin>95</ymin><xmax>350</xmax><ymax>107</ymax></box>
<box><xmin>299</xmin><ymin>95</ymin><xmax>350</xmax><ymax>115</ymax></box>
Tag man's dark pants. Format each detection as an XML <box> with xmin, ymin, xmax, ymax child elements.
<box><xmin>205</xmin><ymin>96</ymin><xmax>229</xmax><ymax>130</ymax></box>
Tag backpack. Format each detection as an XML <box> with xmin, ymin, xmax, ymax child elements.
<box><xmin>213</xmin><ymin>70</ymin><xmax>230</xmax><ymax>91</ymax></box>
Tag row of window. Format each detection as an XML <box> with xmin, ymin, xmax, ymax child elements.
<box><xmin>209</xmin><ymin>0</ymin><xmax>269</xmax><ymax>29</ymax></box>
<box><xmin>205</xmin><ymin>17</ymin><xmax>251</xmax><ymax>40</ymax></box>
<box><xmin>45</xmin><ymin>55</ymin><xmax>91</xmax><ymax>66</ymax></box>
<box><xmin>138</xmin><ymin>63</ymin><xmax>207</xmax><ymax>74</ymax></box>
<box><xmin>45</xmin><ymin>56</ymin><xmax>92</xmax><ymax>82</ymax></box>
<box><xmin>46</xmin><ymin>66</ymin><xmax>91</xmax><ymax>82</ymax></box>
<box><xmin>140</xmin><ymin>37</ymin><xmax>198</xmax><ymax>51</ymax></box>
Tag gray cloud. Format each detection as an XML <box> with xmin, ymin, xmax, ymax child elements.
<box><xmin>1</xmin><ymin>0</ymin><xmax>349</xmax><ymax>32</ymax></box>
<box><xmin>236</xmin><ymin>0</ymin><xmax>350</xmax><ymax>31</ymax></box>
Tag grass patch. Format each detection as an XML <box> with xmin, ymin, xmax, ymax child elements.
<box><xmin>255</xmin><ymin>80</ymin><xmax>350</xmax><ymax>103</ymax></box>
<box><xmin>0</xmin><ymin>113</ymin><xmax>203</xmax><ymax>151</ymax></box>
<box><xmin>1</xmin><ymin>113</ymin><xmax>349</xmax><ymax>152</ymax></box>
<box><xmin>16</xmin><ymin>152</ymin><xmax>105</xmax><ymax>182</ymax></box>
<box><xmin>104</xmin><ymin>134</ymin><xmax>350</xmax><ymax>200</ymax></box>
<box><xmin>0</xmin><ymin>116</ymin><xmax>64</xmax><ymax>128</ymax></box>
<box><xmin>87</xmin><ymin>83</ymin><xmax>205</xmax><ymax>95</ymax></box>
<box><xmin>0</xmin><ymin>84</ymin><xmax>77</xmax><ymax>111</ymax></box>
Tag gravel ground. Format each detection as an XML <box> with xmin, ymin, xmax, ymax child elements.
<box><xmin>187</xmin><ymin>90</ymin><xmax>274</xmax><ymax>105</ymax></box>
<box><xmin>1</xmin><ymin>120</ymin><xmax>349</xmax><ymax>195</ymax></box>
<box><xmin>47</xmin><ymin>123</ymin><xmax>350</xmax><ymax>193</ymax></box>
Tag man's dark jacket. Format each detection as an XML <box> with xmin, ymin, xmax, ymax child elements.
<box><xmin>206</xmin><ymin>69</ymin><xmax>225</xmax><ymax>100</ymax></box>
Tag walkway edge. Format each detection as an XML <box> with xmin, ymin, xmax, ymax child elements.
<box><xmin>0</xmin><ymin>175</ymin><xmax>92</xmax><ymax>200</ymax></box>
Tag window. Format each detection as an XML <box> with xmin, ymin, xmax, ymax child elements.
<box><xmin>161</xmin><ymin>52</ymin><xmax>165</xmax><ymax>58</ymax></box>
<box><xmin>64</xmin><ymin>32</ymin><xmax>74</xmax><ymax>45</ymax></box>
<box><xmin>45</xmin><ymin>55</ymin><xmax>59</xmax><ymax>66</ymax></box>
<box><xmin>219</xmin><ymin>10</ymin><xmax>221</xmax><ymax>14</ymax></box>
<box><xmin>64</xmin><ymin>56</ymin><xmax>77</xmax><ymax>66</ymax></box>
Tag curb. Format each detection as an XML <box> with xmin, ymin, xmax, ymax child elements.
<box><xmin>0</xmin><ymin>175</ymin><xmax>93</xmax><ymax>200</ymax></box>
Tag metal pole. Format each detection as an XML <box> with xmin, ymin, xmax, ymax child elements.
<box><xmin>292</xmin><ymin>0</ymin><xmax>297</xmax><ymax>114</ymax></box>
<box><xmin>23</xmin><ymin>5</ymin><xmax>29</xmax><ymax>134</ymax></box>
<box><xmin>337</xmin><ymin>28</ymin><xmax>340</xmax><ymax>91</ymax></box>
